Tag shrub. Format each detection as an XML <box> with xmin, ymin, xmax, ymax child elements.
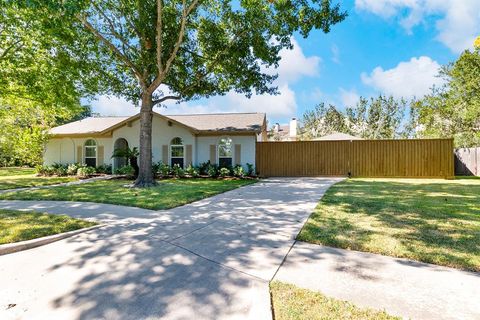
<box><xmin>207</xmin><ymin>164</ymin><xmax>218</xmax><ymax>177</ymax></box>
<box><xmin>115</xmin><ymin>165</ymin><xmax>135</xmax><ymax>176</ymax></box>
<box><xmin>185</xmin><ymin>165</ymin><xmax>199</xmax><ymax>177</ymax></box>
<box><xmin>96</xmin><ymin>164</ymin><xmax>112</xmax><ymax>174</ymax></box>
<box><xmin>156</xmin><ymin>162</ymin><xmax>171</xmax><ymax>177</ymax></box>
<box><xmin>171</xmin><ymin>164</ymin><xmax>185</xmax><ymax>178</ymax></box>
<box><xmin>152</xmin><ymin>162</ymin><xmax>160</xmax><ymax>176</ymax></box>
<box><xmin>35</xmin><ymin>165</ymin><xmax>55</xmax><ymax>176</ymax></box>
<box><xmin>67</xmin><ymin>163</ymin><xmax>80</xmax><ymax>176</ymax></box>
<box><xmin>51</xmin><ymin>163</ymin><xmax>64</xmax><ymax>169</ymax></box>
<box><xmin>55</xmin><ymin>165</ymin><xmax>68</xmax><ymax>176</ymax></box>
<box><xmin>219</xmin><ymin>167</ymin><xmax>230</xmax><ymax>177</ymax></box>
<box><xmin>77</xmin><ymin>166</ymin><xmax>96</xmax><ymax>178</ymax></box>
<box><xmin>233</xmin><ymin>165</ymin><xmax>245</xmax><ymax>177</ymax></box>
<box><xmin>198</xmin><ymin>161</ymin><xmax>211</xmax><ymax>175</ymax></box>
<box><xmin>246</xmin><ymin>163</ymin><xmax>255</xmax><ymax>176</ymax></box>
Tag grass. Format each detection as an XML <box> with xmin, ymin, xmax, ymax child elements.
<box><xmin>270</xmin><ymin>281</ymin><xmax>399</xmax><ymax>320</ymax></box>
<box><xmin>297</xmin><ymin>178</ymin><xmax>480</xmax><ymax>272</ymax></box>
<box><xmin>0</xmin><ymin>178</ymin><xmax>257</xmax><ymax>210</ymax></box>
<box><xmin>0</xmin><ymin>209</ymin><xmax>96</xmax><ymax>245</ymax></box>
<box><xmin>0</xmin><ymin>167</ymin><xmax>76</xmax><ymax>190</ymax></box>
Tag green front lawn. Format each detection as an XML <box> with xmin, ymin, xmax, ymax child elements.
<box><xmin>0</xmin><ymin>167</ymin><xmax>76</xmax><ymax>190</ymax></box>
<box><xmin>298</xmin><ymin>178</ymin><xmax>480</xmax><ymax>272</ymax></box>
<box><xmin>0</xmin><ymin>209</ymin><xmax>96</xmax><ymax>245</ymax></box>
<box><xmin>270</xmin><ymin>281</ymin><xmax>399</xmax><ymax>320</ymax></box>
<box><xmin>0</xmin><ymin>178</ymin><xmax>256</xmax><ymax>210</ymax></box>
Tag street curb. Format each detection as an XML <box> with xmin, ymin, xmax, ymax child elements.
<box><xmin>0</xmin><ymin>224</ymin><xmax>103</xmax><ymax>256</ymax></box>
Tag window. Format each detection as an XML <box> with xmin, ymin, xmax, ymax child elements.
<box><xmin>84</xmin><ymin>139</ymin><xmax>97</xmax><ymax>167</ymax></box>
<box><xmin>170</xmin><ymin>137</ymin><xmax>184</xmax><ymax>168</ymax></box>
<box><xmin>218</xmin><ymin>137</ymin><xmax>232</xmax><ymax>168</ymax></box>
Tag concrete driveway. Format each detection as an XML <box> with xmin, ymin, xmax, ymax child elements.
<box><xmin>0</xmin><ymin>177</ymin><xmax>342</xmax><ymax>320</ymax></box>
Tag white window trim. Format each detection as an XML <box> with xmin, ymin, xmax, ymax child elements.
<box><xmin>217</xmin><ymin>137</ymin><xmax>233</xmax><ymax>167</ymax></box>
<box><xmin>170</xmin><ymin>137</ymin><xmax>185</xmax><ymax>167</ymax></box>
<box><xmin>84</xmin><ymin>139</ymin><xmax>97</xmax><ymax>166</ymax></box>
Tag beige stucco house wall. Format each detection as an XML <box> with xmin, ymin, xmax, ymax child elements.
<box><xmin>44</xmin><ymin>112</ymin><xmax>266</xmax><ymax>170</ymax></box>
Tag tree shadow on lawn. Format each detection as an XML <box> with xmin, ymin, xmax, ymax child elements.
<box><xmin>2</xmin><ymin>178</ymin><xmax>340</xmax><ymax>319</ymax></box>
<box><xmin>298</xmin><ymin>179</ymin><xmax>480</xmax><ymax>272</ymax></box>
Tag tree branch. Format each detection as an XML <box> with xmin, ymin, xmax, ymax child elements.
<box><xmin>147</xmin><ymin>0</ymin><xmax>199</xmax><ymax>94</ymax></box>
<box><xmin>92</xmin><ymin>3</ymin><xmax>135</xmax><ymax>53</ymax></box>
<box><xmin>152</xmin><ymin>95</ymin><xmax>181</xmax><ymax>105</ymax></box>
<box><xmin>76</xmin><ymin>14</ymin><xmax>145</xmax><ymax>87</ymax></box>
<box><xmin>0</xmin><ymin>39</ymin><xmax>23</xmax><ymax>61</ymax></box>
<box><xmin>163</xmin><ymin>0</ymin><xmax>198</xmax><ymax>75</ymax></box>
<box><xmin>156</xmin><ymin>0</ymin><xmax>163</xmax><ymax>74</ymax></box>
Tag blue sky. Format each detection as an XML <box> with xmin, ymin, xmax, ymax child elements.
<box><xmin>91</xmin><ymin>0</ymin><xmax>480</xmax><ymax>126</ymax></box>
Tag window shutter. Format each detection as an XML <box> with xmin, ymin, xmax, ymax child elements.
<box><xmin>97</xmin><ymin>146</ymin><xmax>104</xmax><ymax>166</ymax></box>
<box><xmin>162</xmin><ymin>145</ymin><xmax>168</xmax><ymax>164</ymax></box>
<box><xmin>210</xmin><ymin>144</ymin><xmax>216</xmax><ymax>164</ymax></box>
<box><xmin>77</xmin><ymin>146</ymin><xmax>83</xmax><ymax>164</ymax></box>
<box><xmin>234</xmin><ymin>144</ymin><xmax>241</xmax><ymax>165</ymax></box>
<box><xmin>186</xmin><ymin>145</ymin><xmax>192</xmax><ymax>166</ymax></box>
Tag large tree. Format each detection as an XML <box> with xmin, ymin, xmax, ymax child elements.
<box><xmin>17</xmin><ymin>0</ymin><xmax>347</xmax><ymax>186</ymax></box>
<box><xmin>0</xmin><ymin>5</ymin><xmax>94</xmax><ymax>166</ymax></box>
<box><xmin>346</xmin><ymin>95</ymin><xmax>406</xmax><ymax>139</ymax></box>
<box><xmin>301</xmin><ymin>95</ymin><xmax>407</xmax><ymax>140</ymax></box>
<box><xmin>412</xmin><ymin>40</ymin><xmax>480</xmax><ymax>147</ymax></box>
<box><xmin>301</xmin><ymin>103</ymin><xmax>347</xmax><ymax>139</ymax></box>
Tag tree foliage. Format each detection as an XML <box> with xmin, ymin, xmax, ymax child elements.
<box><xmin>412</xmin><ymin>45</ymin><xmax>480</xmax><ymax>147</ymax></box>
<box><xmin>301</xmin><ymin>95</ymin><xmax>407</xmax><ymax>140</ymax></box>
<box><xmin>14</xmin><ymin>0</ymin><xmax>347</xmax><ymax>186</ymax></box>
<box><xmin>0</xmin><ymin>4</ymin><xmax>94</xmax><ymax>166</ymax></box>
<box><xmin>301</xmin><ymin>103</ymin><xmax>347</xmax><ymax>139</ymax></box>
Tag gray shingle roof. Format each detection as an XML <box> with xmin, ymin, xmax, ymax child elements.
<box><xmin>167</xmin><ymin>113</ymin><xmax>265</xmax><ymax>132</ymax></box>
<box><xmin>49</xmin><ymin>112</ymin><xmax>265</xmax><ymax>135</ymax></box>
<box><xmin>50</xmin><ymin>117</ymin><xmax>129</xmax><ymax>135</ymax></box>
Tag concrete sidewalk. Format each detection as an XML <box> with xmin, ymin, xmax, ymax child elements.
<box><xmin>0</xmin><ymin>177</ymin><xmax>343</xmax><ymax>320</ymax></box>
<box><xmin>274</xmin><ymin>241</ymin><xmax>480</xmax><ymax>320</ymax></box>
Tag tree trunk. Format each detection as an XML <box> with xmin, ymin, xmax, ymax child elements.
<box><xmin>134</xmin><ymin>92</ymin><xmax>157</xmax><ymax>187</ymax></box>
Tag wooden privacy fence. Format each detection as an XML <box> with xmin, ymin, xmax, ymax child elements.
<box><xmin>454</xmin><ymin>147</ymin><xmax>479</xmax><ymax>176</ymax></box>
<box><xmin>256</xmin><ymin>139</ymin><xmax>454</xmax><ymax>178</ymax></box>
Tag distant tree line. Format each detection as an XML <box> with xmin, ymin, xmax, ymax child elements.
<box><xmin>301</xmin><ymin>95</ymin><xmax>408</xmax><ymax>140</ymax></box>
<box><xmin>301</xmin><ymin>40</ymin><xmax>480</xmax><ymax>147</ymax></box>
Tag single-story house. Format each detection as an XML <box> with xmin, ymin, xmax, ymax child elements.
<box><xmin>44</xmin><ymin>112</ymin><xmax>267</xmax><ymax>170</ymax></box>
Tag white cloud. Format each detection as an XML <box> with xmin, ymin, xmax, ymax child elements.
<box><xmin>90</xmin><ymin>96</ymin><xmax>137</xmax><ymax>116</ymax></box>
<box><xmin>331</xmin><ymin>44</ymin><xmax>340</xmax><ymax>64</ymax></box>
<box><xmin>361</xmin><ymin>56</ymin><xmax>444</xmax><ymax>98</ymax></box>
<box><xmin>339</xmin><ymin>88</ymin><xmax>360</xmax><ymax>107</ymax></box>
<box><xmin>163</xmin><ymin>84</ymin><xmax>297</xmax><ymax>118</ymax></box>
<box><xmin>265</xmin><ymin>37</ymin><xmax>321</xmax><ymax>84</ymax></box>
<box><xmin>93</xmin><ymin>37</ymin><xmax>319</xmax><ymax>119</ymax></box>
<box><xmin>355</xmin><ymin>0</ymin><xmax>480</xmax><ymax>52</ymax></box>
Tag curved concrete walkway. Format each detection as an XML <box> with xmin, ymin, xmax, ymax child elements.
<box><xmin>275</xmin><ymin>242</ymin><xmax>480</xmax><ymax>320</ymax></box>
<box><xmin>0</xmin><ymin>177</ymin><xmax>342</xmax><ymax>320</ymax></box>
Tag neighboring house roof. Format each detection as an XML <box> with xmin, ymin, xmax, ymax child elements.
<box><xmin>312</xmin><ymin>132</ymin><xmax>363</xmax><ymax>141</ymax></box>
<box><xmin>49</xmin><ymin>112</ymin><xmax>266</xmax><ymax>136</ymax></box>
<box><xmin>268</xmin><ymin>124</ymin><xmax>291</xmax><ymax>141</ymax></box>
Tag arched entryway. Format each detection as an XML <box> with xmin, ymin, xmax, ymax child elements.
<box><xmin>113</xmin><ymin>138</ymin><xmax>129</xmax><ymax>170</ymax></box>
